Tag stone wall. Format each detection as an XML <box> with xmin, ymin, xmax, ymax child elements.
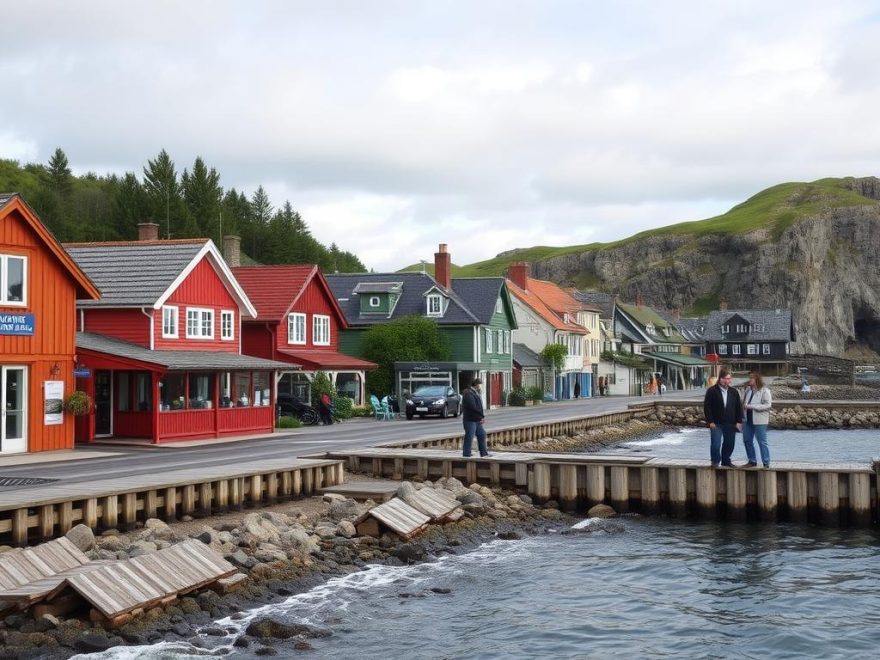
<box><xmin>654</xmin><ymin>402</ymin><xmax>880</xmax><ymax>429</ymax></box>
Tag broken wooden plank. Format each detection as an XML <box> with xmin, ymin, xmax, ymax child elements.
<box><xmin>359</xmin><ymin>499</ymin><xmax>430</xmax><ymax>540</ymax></box>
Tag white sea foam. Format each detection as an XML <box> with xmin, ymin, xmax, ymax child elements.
<box><xmin>570</xmin><ymin>517</ymin><xmax>603</xmax><ymax>530</ymax></box>
<box><xmin>623</xmin><ymin>428</ymin><xmax>700</xmax><ymax>448</ymax></box>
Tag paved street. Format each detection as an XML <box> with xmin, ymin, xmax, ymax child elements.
<box><xmin>0</xmin><ymin>391</ymin><xmax>700</xmax><ymax>492</ymax></box>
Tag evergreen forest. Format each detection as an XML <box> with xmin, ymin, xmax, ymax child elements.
<box><xmin>0</xmin><ymin>148</ymin><xmax>365</xmax><ymax>272</ymax></box>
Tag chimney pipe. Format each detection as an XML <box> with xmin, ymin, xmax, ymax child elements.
<box><xmin>223</xmin><ymin>234</ymin><xmax>242</xmax><ymax>268</ymax></box>
<box><xmin>137</xmin><ymin>222</ymin><xmax>160</xmax><ymax>242</ymax></box>
<box><xmin>635</xmin><ymin>292</ymin><xmax>644</xmax><ymax>307</ymax></box>
<box><xmin>434</xmin><ymin>243</ymin><xmax>451</xmax><ymax>289</ymax></box>
<box><xmin>506</xmin><ymin>262</ymin><xmax>529</xmax><ymax>291</ymax></box>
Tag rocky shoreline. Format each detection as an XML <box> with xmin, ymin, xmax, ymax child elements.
<box><xmin>495</xmin><ymin>417</ymin><xmax>665</xmax><ymax>453</ymax></box>
<box><xmin>0</xmin><ymin>477</ymin><xmax>585</xmax><ymax>658</ymax></box>
<box><xmin>654</xmin><ymin>404</ymin><xmax>880</xmax><ymax>429</ymax></box>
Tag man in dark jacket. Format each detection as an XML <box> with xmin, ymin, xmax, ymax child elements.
<box><xmin>461</xmin><ymin>378</ymin><xmax>489</xmax><ymax>457</ymax></box>
<box><xmin>703</xmin><ymin>369</ymin><xmax>744</xmax><ymax>467</ymax></box>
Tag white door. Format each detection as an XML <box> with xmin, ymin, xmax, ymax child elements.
<box><xmin>1</xmin><ymin>366</ymin><xmax>28</xmax><ymax>454</ymax></box>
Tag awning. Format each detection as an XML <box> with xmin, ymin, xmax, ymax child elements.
<box><xmin>276</xmin><ymin>349</ymin><xmax>376</xmax><ymax>371</ymax></box>
<box><xmin>644</xmin><ymin>352</ymin><xmax>713</xmax><ymax>367</ymax></box>
<box><xmin>76</xmin><ymin>332</ymin><xmax>294</xmax><ymax>371</ymax></box>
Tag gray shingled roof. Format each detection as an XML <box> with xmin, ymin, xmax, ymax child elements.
<box><xmin>0</xmin><ymin>193</ymin><xmax>15</xmax><ymax>210</ymax></box>
<box><xmin>65</xmin><ymin>241</ymin><xmax>207</xmax><ymax>307</ymax></box>
<box><xmin>353</xmin><ymin>282</ymin><xmax>402</xmax><ymax>294</ymax></box>
<box><xmin>703</xmin><ymin>309</ymin><xmax>794</xmax><ymax>342</ymax></box>
<box><xmin>326</xmin><ymin>272</ymin><xmax>480</xmax><ymax>325</ymax></box>
<box><xmin>450</xmin><ymin>277</ymin><xmax>511</xmax><ymax>325</ymax></box>
<box><xmin>571</xmin><ymin>291</ymin><xmax>616</xmax><ymax>319</ymax></box>
<box><xmin>513</xmin><ymin>343</ymin><xmax>544</xmax><ymax>368</ymax></box>
<box><xmin>77</xmin><ymin>332</ymin><xmax>294</xmax><ymax>370</ymax></box>
<box><xmin>674</xmin><ymin>317</ymin><xmax>708</xmax><ymax>342</ymax></box>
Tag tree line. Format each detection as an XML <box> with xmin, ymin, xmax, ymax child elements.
<box><xmin>0</xmin><ymin>149</ymin><xmax>365</xmax><ymax>272</ymax></box>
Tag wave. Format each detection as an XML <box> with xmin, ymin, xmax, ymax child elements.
<box><xmin>623</xmin><ymin>428</ymin><xmax>701</xmax><ymax>448</ymax></box>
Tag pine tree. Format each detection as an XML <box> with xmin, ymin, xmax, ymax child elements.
<box><xmin>46</xmin><ymin>148</ymin><xmax>73</xmax><ymax>196</ymax></box>
<box><xmin>143</xmin><ymin>149</ymin><xmax>190</xmax><ymax>238</ymax></box>
<box><xmin>182</xmin><ymin>157</ymin><xmax>223</xmax><ymax>243</ymax></box>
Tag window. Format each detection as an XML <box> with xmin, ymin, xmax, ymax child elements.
<box><xmin>313</xmin><ymin>315</ymin><xmax>331</xmax><ymax>345</ymax></box>
<box><xmin>287</xmin><ymin>313</ymin><xmax>306</xmax><ymax>345</ymax></box>
<box><xmin>495</xmin><ymin>298</ymin><xmax>502</xmax><ymax>314</ymax></box>
<box><xmin>496</xmin><ymin>329</ymin><xmax>504</xmax><ymax>354</ymax></box>
<box><xmin>135</xmin><ymin>373</ymin><xmax>152</xmax><ymax>411</ymax></box>
<box><xmin>221</xmin><ymin>310</ymin><xmax>235</xmax><ymax>341</ymax></box>
<box><xmin>162</xmin><ymin>306</ymin><xmax>178</xmax><ymax>338</ymax></box>
<box><xmin>718</xmin><ymin>344</ymin><xmax>728</xmax><ymax>355</ymax></box>
<box><xmin>763</xmin><ymin>344</ymin><xmax>771</xmax><ymax>355</ymax></box>
<box><xmin>186</xmin><ymin>308</ymin><xmax>214</xmax><ymax>339</ymax></box>
<box><xmin>721</xmin><ymin>325</ymin><xmax>730</xmax><ymax>333</ymax></box>
<box><xmin>753</xmin><ymin>323</ymin><xmax>765</xmax><ymax>333</ymax></box>
<box><xmin>427</xmin><ymin>294</ymin><xmax>442</xmax><ymax>316</ymax></box>
<box><xmin>369</xmin><ymin>296</ymin><xmax>380</xmax><ymax>307</ymax></box>
<box><xmin>160</xmin><ymin>373</ymin><xmax>187</xmax><ymax>410</ymax></box>
<box><xmin>736</xmin><ymin>324</ymin><xmax>748</xmax><ymax>333</ymax></box>
<box><xmin>188</xmin><ymin>373</ymin><xmax>214</xmax><ymax>409</ymax></box>
<box><xmin>732</xmin><ymin>344</ymin><xmax>741</xmax><ymax>355</ymax></box>
<box><xmin>485</xmin><ymin>327</ymin><xmax>493</xmax><ymax>353</ymax></box>
<box><xmin>117</xmin><ymin>372</ymin><xmax>130</xmax><ymax>412</ymax></box>
<box><xmin>646</xmin><ymin>323</ymin><xmax>655</xmax><ymax>335</ymax></box>
<box><xmin>0</xmin><ymin>254</ymin><xmax>26</xmax><ymax>305</ymax></box>
<box><xmin>253</xmin><ymin>372</ymin><xmax>271</xmax><ymax>406</ymax></box>
<box><xmin>234</xmin><ymin>372</ymin><xmax>252</xmax><ymax>407</ymax></box>
<box><xmin>747</xmin><ymin>344</ymin><xmax>758</xmax><ymax>355</ymax></box>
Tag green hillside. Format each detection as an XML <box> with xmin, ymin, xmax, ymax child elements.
<box><xmin>447</xmin><ymin>177</ymin><xmax>876</xmax><ymax>277</ymax></box>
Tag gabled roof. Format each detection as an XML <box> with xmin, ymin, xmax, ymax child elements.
<box><xmin>513</xmin><ymin>342</ymin><xmax>544</xmax><ymax>368</ymax></box>
<box><xmin>65</xmin><ymin>239</ymin><xmax>257</xmax><ymax>317</ymax></box>
<box><xmin>0</xmin><ymin>193</ymin><xmax>100</xmax><ymax>300</ymax></box>
<box><xmin>450</xmin><ymin>277</ymin><xmax>515</xmax><ymax>326</ymax></box>
<box><xmin>233</xmin><ymin>265</ymin><xmax>347</xmax><ymax>326</ymax></box>
<box><xmin>326</xmin><ymin>272</ymin><xmax>481</xmax><ymax>325</ymax></box>
<box><xmin>571</xmin><ymin>291</ymin><xmax>616</xmax><ymax>319</ymax></box>
<box><xmin>704</xmin><ymin>309</ymin><xmax>794</xmax><ymax>342</ymax></box>
<box><xmin>507</xmin><ymin>277</ymin><xmax>589</xmax><ymax>334</ymax></box>
<box><xmin>616</xmin><ymin>303</ymin><xmax>686</xmax><ymax>344</ymax></box>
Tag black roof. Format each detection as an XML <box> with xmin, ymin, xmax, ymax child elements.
<box><xmin>513</xmin><ymin>343</ymin><xmax>543</xmax><ymax>368</ymax></box>
<box><xmin>571</xmin><ymin>291</ymin><xmax>616</xmax><ymax>319</ymax></box>
<box><xmin>704</xmin><ymin>309</ymin><xmax>794</xmax><ymax>342</ymax></box>
<box><xmin>450</xmin><ymin>277</ymin><xmax>510</xmax><ymax>325</ymax></box>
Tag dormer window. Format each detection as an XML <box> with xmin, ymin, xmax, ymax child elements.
<box><xmin>427</xmin><ymin>294</ymin><xmax>443</xmax><ymax>317</ymax></box>
<box><xmin>721</xmin><ymin>324</ymin><xmax>730</xmax><ymax>333</ymax></box>
<box><xmin>646</xmin><ymin>323</ymin><xmax>655</xmax><ymax>335</ymax></box>
<box><xmin>753</xmin><ymin>323</ymin><xmax>765</xmax><ymax>332</ymax></box>
<box><xmin>369</xmin><ymin>296</ymin><xmax>380</xmax><ymax>307</ymax></box>
<box><xmin>563</xmin><ymin>313</ymin><xmax>570</xmax><ymax>324</ymax></box>
<box><xmin>736</xmin><ymin>324</ymin><xmax>748</xmax><ymax>333</ymax></box>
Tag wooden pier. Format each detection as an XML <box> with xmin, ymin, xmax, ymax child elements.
<box><xmin>0</xmin><ymin>457</ymin><xmax>345</xmax><ymax>547</ymax></box>
<box><xmin>328</xmin><ymin>448</ymin><xmax>879</xmax><ymax>528</ymax></box>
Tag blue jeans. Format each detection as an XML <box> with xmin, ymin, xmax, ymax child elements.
<box><xmin>462</xmin><ymin>420</ymin><xmax>488</xmax><ymax>457</ymax></box>
<box><xmin>742</xmin><ymin>423</ymin><xmax>770</xmax><ymax>465</ymax></box>
<box><xmin>709</xmin><ymin>424</ymin><xmax>737</xmax><ymax>465</ymax></box>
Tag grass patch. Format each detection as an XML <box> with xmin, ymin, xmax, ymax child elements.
<box><xmin>687</xmin><ymin>294</ymin><xmax>721</xmax><ymax>316</ymax></box>
<box><xmin>275</xmin><ymin>416</ymin><xmax>302</xmax><ymax>429</ymax></box>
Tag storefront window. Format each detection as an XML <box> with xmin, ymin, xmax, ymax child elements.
<box><xmin>278</xmin><ymin>372</ymin><xmax>310</xmax><ymax>401</ymax></box>
<box><xmin>117</xmin><ymin>372</ymin><xmax>130</xmax><ymax>412</ymax></box>
<box><xmin>234</xmin><ymin>372</ymin><xmax>252</xmax><ymax>407</ymax></box>
<box><xmin>160</xmin><ymin>373</ymin><xmax>186</xmax><ymax>410</ymax></box>
<box><xmin>335</xmin><ymin>373</ymin><xmax>361</xmax><ymax>404</ymax></box>
<box><xmin>188</xmin><ymin>373</ymin><xmax>214</xmax><ymax>409</ymax></box>
<box><xmin>135</xmin><ymin>373</ymin><xmax>152</xmax><ymax>412</ymax></box>
<box><xmin>253</xmin><ymin>372</ymin><xmax>271</xmax><ymax>406</ymax></box>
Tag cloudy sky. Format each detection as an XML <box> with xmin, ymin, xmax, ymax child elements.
<box><xmin>3</xmin><ymin>1</ymin><xmax>879</xmax><ymax>270</ymax></box>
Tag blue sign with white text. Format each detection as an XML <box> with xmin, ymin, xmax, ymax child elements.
<box><xmin>0</xmin><ymin>313</ymin><xmax>35</xmax><ymax>336</ymax></box>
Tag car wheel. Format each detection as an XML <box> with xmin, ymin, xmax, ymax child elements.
<box><xmin>441</xmin><ymin>405</ymin><xmax>448</xmax><ymax>418</ymax></box>
<box><xmin>453</xmin><ymin>402</ymin><xmax>460</xmax><ymax>417</ymax></box>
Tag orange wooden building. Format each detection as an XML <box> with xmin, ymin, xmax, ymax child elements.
<box><xmin>0</xmin><ymin>194</ymin><xmax>100</xmax><ymax>454</ymax></box>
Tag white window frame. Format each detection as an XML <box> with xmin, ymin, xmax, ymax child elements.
<box><xmin>736</xmin><ymin>324</ymin><xmax>748</xmax><ymax>333</ymax></box>
<box><xmin>186</xmin><ymin>308</ymin><xmax>214</xmax><ymax>339</ymax></box>
<box><xmin>369</xmin><ymin>296</ymin><xmax>380</xmax><ymax>307</ymax></box>
<box><xmin>721</xmin><ymin>324</ymin><xmax>730</xmax><ymax>333</ymax></box>
<box><xmin>732</xmin><ymin>344</ymin><xmax>741</xmax><ymax>355</ymax></box>
<box><xmin>495</xmin><ymin>298</ymin><xmax>502</xmax><ymax>315</ymax></box>
<box><xmin>161</xmin><ymin>305</ymin><xmax>178</xmax><ymax>339</ymax></box>
<box><xmin>221</xmin><ymin>310</ymin><xmax>235</xmax><ymax>341</ymax></box>
<box><xmin>485</xmin><ymin>327</ymin><xmax>493</xmax><ymax>353</ymax></box>
<box><xmin>753</xmin><ymin>323</ymin><xmax>765</xmax><ymax>333</ymax></box>
<box><xmin>496</xmin><ymin>329</ymin><xmax>504</xmax><ymax>354</ymax></box>
<box><xmin>718</xmin><ymin>344</ymin><xmax>728</xmax><ymax>355</ymax></box>
<box><xmin>426</xmin><ymin>294</ymin><xmax>442</xmax><ymax>317</ymax></box>
<box><xmin>287</xmin><ymin>313</ymin><xmax>306</xmax><ymax>345</ymax></box>
<box><xmin>313</xmin><ymin>314</ymin><xmax>331</xmax><ymax>346</ymax></box>
<box><xmin>763</xmin><ymin>344</ymin><xmax>771</xmax><ymax>355</ymax></box>
<box><xmin>646</xmin><ymin>323</ymin><xmax>655</xmax><ymax>335</ymax></box>
<box><xmin>0</xmin><ymin>254</ymin><xmax>27</xmax><ymax>307</ymax></box>
<box><xmin>747</xmin><ymin>344</ymin><xmax>758</xmax><ymax>355</ymax></box>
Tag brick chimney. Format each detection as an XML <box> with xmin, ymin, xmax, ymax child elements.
<box><xmin>719</xmin><ymin>301</ymin><xmax>728</xmax><ymax>311</ymax></box>
<box><xmin>223</xmin><ymin>234</ymin><xmax>242</xmax><ymax>268</ymax></box>
<box><xmin>635</xmin><ymin>292</ymin><xmax>643</xmax><ymax>307</ymax></box>
<box><xmin>507</xmin><ymin>262</ymin><xmax>529</xmax><ymax>291</ymax></box>
<box><xmin>137</xmin><ymin>222</ymin><xmax>159</xmax><ymax>241</ymax></box>
<box><xmin>434</xmin><ymin>243</ymin><xmax>451</xmax><ymax>289</ymax></box>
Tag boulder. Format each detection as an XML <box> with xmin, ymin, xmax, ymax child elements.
<box><xmin>245</xmin><ymin>617</ymin><xmax>332</xmax><ymax>640</ymax></box>
<box><xmin>65</xmin><ymin>524</ymin><xmax>96</xmax><ymax>552</ymax></box>
<box><xmin>143</xmin><ymin>518</ymin><xmax>174</xmax><ymax>541</ymax></box>
<box><xmin>242</xmin><ymin>513</ymin><xmax>280</xmax><ymax>544</ymax></box>
<box><xmin>587</xmin><ymin>504</ymin><xmax>617</xmax><ymax>518</ymax></box>
<box><xmin>280</xmin><ymin>528</ymin><xmax>319</xmax><ymax>556</ymax></box>
<box><xmin>328</xmin><ymin>498</ymin><xmax>360</xmax><ymax>521</ymax></box>
<box><xmin>75</xmin><ymin>632</ymin><xmax>113</xmax><ymax>653</ymax></box>
<box><xmin>336</xmin><ymin>520</ymin><xmax>357</xmax><ymax>538</ymax></box>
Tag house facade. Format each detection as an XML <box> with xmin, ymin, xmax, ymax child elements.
<box><xmin>232</xmin><ymin>258</ymin><xmax>376</xmax><ymax>405</ymax></box>
<box><xmin>0</xmin><ymin>194</ymin><xmax>100</xmax><ymax>454</ymax></box>
<box><xmin>703</xmin><ymin>307</ymin><xmax>795</xmax><ymax>375</ymax></box>
<box><xmin>506</xmin><ymin>263</ymin><xmax>595</xmax><ymax>399</ymax></box>
<box><xmin>66</xmin><ymin>224</ymin><xmax>288</xmax><ymax>444</ymax></box>
<box><xmin>326</xmin><ymin>244</ymin><xmax>516</xmax><ymax>408</ymax></box>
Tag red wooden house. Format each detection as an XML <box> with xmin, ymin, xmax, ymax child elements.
<box><xmin>232</xmin><ymin>264</ymin><xmax>376</xmax><ymax>404</ymax></box>
<box><xmin>66</xmin><ymin>223</ymin><xmax>289</xmax><ymax>444</ymax></box>
<box><xmin>0</xmin><ymin>194</ymin><xmax>101</xmax><ymax>454</ymax></box>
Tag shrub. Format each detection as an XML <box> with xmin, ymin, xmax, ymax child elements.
<box><xmin>310</xmin><ymin>371</ymin><xmax>333</xmax><ymax>406</ymax></box>
<box><xmin>540</xmin><ymin>343</ymin><xmax>567</xmax><ymax>372</ymax></box>
<box><xmin>526</xmin><ymin>385</ymin><xmax>545</xmax><ymax>402</ymax></box>
<box><xmin>276</xmin><ymin>416</ymin><xmax>302</xmax><ymax>429</ymax></box>
<box><xmin>63</xmin><ymin>391</ymin><xmax>93</xmax><ymax>416</ymax></box>
<box><xmin>351</xmin><ymin>405</ymin><xmax>373</xmax><ymax>418</ymax></box>
<box><xmin>508</xmin><ymin>386</ymin><xmax>527</xmax><ymax>406</ymax></box>
<box><xmin>332</xmin><ymin>394</ymin><xmax>354</xmax><ymax>420</ymax></box>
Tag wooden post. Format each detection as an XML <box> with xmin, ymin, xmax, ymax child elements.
<box><xmin>216</xmin><ymin>479</ymin><xmax>230</xmax><ymax>513</ymax></box>
<box><xmin>371</xmin><ymin>458</ymin><xmax>382</xmax><ymax>477</ymax></box>
<box><xmin>250</xmin><ymin>475</ymin><xmax>264</xmax><ymax>505</ymax></box>
<box><xmin>293</xmin><ymin>470</ymin><xmax>303</xmax><ymax>497</ymax></box>
<box><xmin>181</xmin><ymin>485</ymin><xmax>196</xmax><ymax>517</ymax></box>
<box><xmin>58</xmin><ymin>501</ymin><xmax>73</xmax><ymax>534</ymax></box>
<box><xmin>640</xmin><ymin>467</ymin><xmax>659</xmax><ymax>514</ymax></box>
<box><xmin>695</xmin><ymin>468</ymin><xmax>716</xmax><ymax>519</ymax></box>
<box><xmin>198</xmin><ymin>482</ymin><xmax>213</xmax><ymax>517</ymax></box>
<box><xmin>12</xmin><ymin>508</ymin><xmax>28</xmax><ymax>547</ymax></box>
<box><xmin>314</xmin><ymin>467</ymin><xmax>324</xmax><ymax>491</ymax></box>
<box><xmin>164</xmin><ymin>487</ymin><xmax>177</xmax><ymax>521</ymax></box>
<box><xmin>668</xmin><ymin>468</ymin><xmax>688</xmax><ymax>518</ymax></box>
<box><xmin>849</xmin><ymin>473</ymin><xmax>871</xmax><ymax>527</ymax></box>
<box><xmin>417</xmin><ymin>459</ymin><xmax>429</xmax><ymax>480</ymax></box>
<box><xmin>610</xmin><ymin>466</ymin><xmax>628</xmax><ymax>513</ymax></box>
<box><xmin>336</xmin><ymin>462</ymin><xmax>345</xmax><ymax>485</ymax></box>
<box><xmin>393</xmin><ymin>458</ymin><xmax>404</xmax><ymax>480</ymax></box>
<box><xmin>818</xmin><ymin>472</ymin><xmax>839</xmax><ymax>526</ymax></box>
<box><xmin>122</xmin><ymin>494</ymin><xmax>137</xmax><ymax>531</ymax></box>
<box><xmin>515</xmin><ymin>463</ymin><xmax>528</xmax><ymax>487</ymax></box>
<box><xmin>84</xmin><ymin>498</ymin><xmax>98</xmax><ymax>529</ymax></box>
<box><xmin>280</xmin><ymin>472</ymin><xmax>292</xmax><ymax>499</ymax></box>
<box><xmin>39</xmin><ymin>505</ymin><xmax>54</xmax><ymax>540</ymax></box>
<box><xmin>442</xmin><ymin>460</ymin><xmax>453</xmax><ymax>479</ymax></box>
<box><xmin>726</xmin><ymin>470</ymin><xmax>747</xmax><ymax>521</ymax></box>
<box><xmin>490</xmin><ymin>462</ymin><xmax>501</xmax><ymax>485</ymax></box>
<box><xmin>559</xmin><ymin>465</ymin><xmax>578</xmax><ymax>511</ymax></box>
<box><xmin>144</xmin><ymin>490</ymin><xmax>158</xmax><ymax>520</ymax></box>
<box><xmin>231</xmin><ymin>478</ymin><xmax>244</xmax><ymax>510</ymax></box>
<box><xmin>786</xmin><ymin>472</ymin><xmax>808</xmax><ymax>522</ymax></box>
<box><xmin>756</xmin><ymin>469</ymin><xmax>778</xmax><ymax>521</ymax></box>
<box><xmin>586</xmin><ymin>465</ymin><xmax>605</xmax><ymax>506</ymax></box>
<box><xmin>466</xmin><ymin>461</ymin><xmax>478</xmax><ymax>485</ymax></box>
<box><xmin>266</xmin><ymin>473</ymin><xmax>279</xmax><ymax>505</ymax></box>
<box><xmin>533</xmin><ymin>463</ymin><xmax>551</xmax><ymax>503</ymax></box>
<box><xmin>102</xmin><ymin>495</ymin><xmax>118</xmax><ymax>530</ymax></box>
<box><xmin>302</xmin><ymin>469</ymin><xmax>314</xmax><ymax>495</ymax></box>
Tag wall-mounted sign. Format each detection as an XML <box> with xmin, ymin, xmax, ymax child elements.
<box><xmin>0</xmin><ymin>313</ymin><xmax>35</xmax><ymax>336</ymax></box>
<box><xmin>73</xmin><ymin>368</ymin><xmax>92</xmax><ymax>378</ymax></box>
<box><xmin>44</xmin><ymin>380</ymin><xmax>64</xmax><ymax>425</ymax></box>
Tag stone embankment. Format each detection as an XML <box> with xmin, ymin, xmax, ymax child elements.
<box><xmin>654</xmin><ymin>403</ymin><xmax>880</xmax><ymax>429</ymax></box>
<box><xmin>0</xmin><ymin>477</ymin><xmax>577</xmax><ymax>658</ymax></box>
<box><xmin>496</xmin><ymin>418</ymin><xmax>664</xmax><ymax>452</ymax></box>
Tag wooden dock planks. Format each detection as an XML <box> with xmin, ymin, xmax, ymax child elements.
<box><xmin>403</xmin><ymin>488</ymin><xmax>461</xmax><ymax>522</ymax></box>
<box><xmin>357</xmin><ymin>499</ymin><xmax>430</xmax><ymax>540</ymax></box>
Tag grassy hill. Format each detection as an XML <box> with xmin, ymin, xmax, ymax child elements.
<box><xmin>430</xmin><ymin>177</ymin><xmax>876</xmax><ymax>277</ymax></box>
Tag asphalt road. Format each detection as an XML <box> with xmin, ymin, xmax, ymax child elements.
<box><xmin>0</xmin><ymin>391</ymin><xmax>700</xmax><ymax>490</ymax></box>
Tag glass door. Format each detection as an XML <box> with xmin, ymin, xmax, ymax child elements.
<box><xmin>1</xmin><ymin>366</ymin><xmax>28</xmax><ymax>454</ymax></box>
<box><xmin>95</xmin><ymin>370</ymin><xmax>112</xmax><ymax>436</ymax></box>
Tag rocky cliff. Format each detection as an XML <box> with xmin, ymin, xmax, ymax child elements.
<box><xmin>526</xmin><ymin>177</ymin><xmax>880</xmax><ymax>356</ymax></box>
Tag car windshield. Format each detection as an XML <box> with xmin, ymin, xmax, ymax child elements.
<box><xmin>413</xmin><ymin>386</ymin><xmax>448</xmax><ymax>396</ymax></box>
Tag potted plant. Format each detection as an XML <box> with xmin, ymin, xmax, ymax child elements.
<box><xmin>63</xmin><ymin>390</ymin><xmax>93</xmax><ymax>416</ymax></box>
<box><xmin>526</xmin><ymin>385</ymin><xmax>545</xmax><ymax>405</ymax></box>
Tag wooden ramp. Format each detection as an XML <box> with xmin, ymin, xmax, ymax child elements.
<box><xmin>401</xmin><ymin>488</ymin><xmax>462</xmax><ymax>523</ymax></box>
<box><xmin>0</xmin><ymin>537</ymin><xmax>89</xmax><ymax>591</ymax></box>
<box><xmin>356</xmin><ymin>498</ymin><xmax>430</xmax><ymax>540</ymax></box>
<box><xmin>318</xmin><ymin>482</ymin><xmax>399</xmax><ymax>502</ymax></box>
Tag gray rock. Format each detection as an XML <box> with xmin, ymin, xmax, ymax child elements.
<box><xmin>336</xmin><ymin>520</ymin><xmax>357</xmax><ymax>538</ymax></box>
<box><xmin>245</xmin><ymin>617</ymin><xmax>332</xmax><ymax>640</ymax></box>
<box><xmin>280</xmin><ymin>528</ymin><xmax>318</xmax><ymax>556</ymax></box>
<box><xmin>242</xmin><ymin>513</ymin><xmax>280</xmax><ymax>544</ymax></box>
<box><xmin>96</xmin><ymin>535</ymin><xmax>128</xmax><ymax>552</ymax></box>
<box><xmin>65</xmin><ymin>524</ymin><xmax>96</xmax><ymax>552</ymax></box>
<box><xmin>391</xmin><ymin>543</ymin><xmax>424</xmax><ymax>564</ymax></box>
<box><xmin>315</xmin><ymin>525</ymin><xmax>337</xmax><ymax>539</ymax></box>
<box><xmin>322</xmin><ymin>493</ymin><xmax>346</xmax><ymax>502</ymax></box>
<box><xmin>328</xmin><ymin>498</ymin><xmax>360</xmax><ymax>521</ymax></box>
<box><xmin>75</xmin><ymin>632</ymin><xmax>112</xmax><ymax>653</ymax></box>
<box><xmin>144</xmin><ymin>518</ymin><xmax>173</xmax><ymax>540</ymax></box>
<box><xmin>587</xmin><ymin>504</ymin><xmax>617</xmax><ymax>518</ymax></box>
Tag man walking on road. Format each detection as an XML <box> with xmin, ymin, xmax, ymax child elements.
<box><xmin>703</xmin><ymin>369</ymin><xmax>743</xmax><ymax>467</ymax></box>
<box><xmin>461</xmin><ymin>378</ymin><xmax>489</xmax><ymax>457</ymax></box>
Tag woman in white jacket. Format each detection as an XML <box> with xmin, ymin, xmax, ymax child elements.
<box><xmin>742</xmin><ymin>372</ymin><xmax>773</xmax><ymax>467</ymax></box>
